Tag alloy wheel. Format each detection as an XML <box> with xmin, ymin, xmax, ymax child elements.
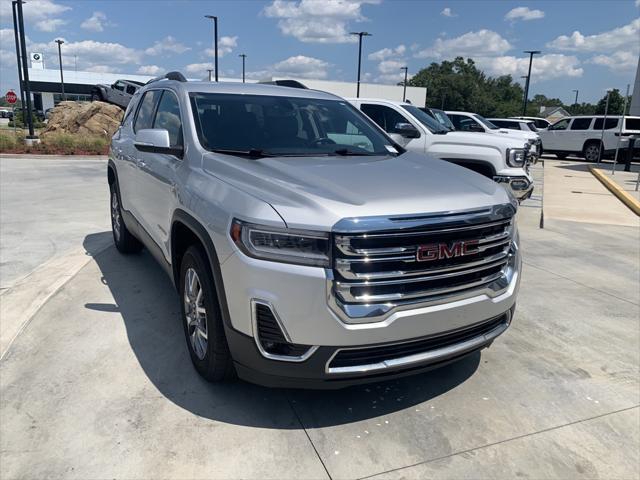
<box><xmin>585</xmin><ymin>145</ymin><xmax>600</xmax><ymax>162</ymax></box>
<box><xmin>184</xmin><ymin>267</ymin><xmax>208</xmax><ymax>360</ymax></box>
<box><xmin>111</xmin><ymin>192</ymin><xmax>121</xmax><ymax>242</ymax></box>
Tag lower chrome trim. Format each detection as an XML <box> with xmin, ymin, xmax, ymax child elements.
<box><xmin>325</xmin><ymin>314</ymin><xmax>510</xmax><ymax>375</ymax></box>
<box><xmin>250</xmin><ymin>299</ymin><xmax>319</xmax><ymax>363</ymax></box>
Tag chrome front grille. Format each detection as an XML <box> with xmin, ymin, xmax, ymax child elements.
<box><xmin>332</xmin><ymin>212</ymin><xmax>514</xmax><ymax>305</ymax></box>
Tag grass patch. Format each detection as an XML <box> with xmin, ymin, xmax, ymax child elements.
<box><xmin>0</xmin><ymin>131</ymin><xmax>109</xmax><ymax>155</ymax></box>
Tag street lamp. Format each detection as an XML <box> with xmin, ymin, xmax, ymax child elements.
<box><xmin>15</xmin><ymin>0</ymin><xmax>37</xmax><ymax>138</ymax></box>
<box><xmin>400</xmin><ymin>66</ymin><xmax>408</xmax><ymax>102</ymax></box>
<box><xmin>55</xmin><ymin>39</ymin><xmax>66</xmax><ymax>101</ymax></box>
<box><xmin>350</xmin><ymin>31</ymin><xmax>372</xmax><ymax>98</ymax></box>
<box><xmin>239</xmin><ymin>53</ymin><xmax>246</xmax><ymax>83</ymax></box>
<box><xmin>204</xmin><ymin>15</ymin><xmax>218</xmax><ymax>82</ymax></box>
<box><xmin>206</xmin><ymin>69</ymin><xmax>213</xmax><ymax>82</ymax></box>
<box><xmin>11</xmin><ymin>1</ymin><xmax>26</xmax><ymax>113</ymax></box>
<box><xmin>522</xmin><ymin>50</ymin><xmax>541</xmax><ymax>115</ymax></box>
<box><xmin>572</xmin><ymin>89</ymin><xmax>579</xmax><ymax>105</ymax></box>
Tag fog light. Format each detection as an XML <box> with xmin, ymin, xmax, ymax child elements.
<box><xmin>510</xmin><ymin>179</ymin><xmax>530</xmax><ymax>191</ymax></box>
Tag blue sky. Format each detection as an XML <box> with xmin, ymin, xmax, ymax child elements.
<box><xmin>1</xmin><ymin>0</ymin><xmax>638</xmax><ymax>103</ymax></box>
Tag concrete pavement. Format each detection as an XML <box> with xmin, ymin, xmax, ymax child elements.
<box><xmin>1</xmin><ymin>156</ymin><xmax>639</xmax><ymax>479</ymax></box>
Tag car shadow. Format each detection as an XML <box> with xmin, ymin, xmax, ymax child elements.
<box><xmin>84</xmin><ymin>232</ymin><xmax>481</xmax><ymax>429</ymax></box>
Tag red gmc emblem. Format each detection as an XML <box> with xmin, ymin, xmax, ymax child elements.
<box><xmin>416</xmin><ymin>240</ymin><xmax>479</xmax><ymax>262</ymax></box>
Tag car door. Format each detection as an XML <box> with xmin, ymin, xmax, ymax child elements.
<box><xmin>134</xmin><ymin>89</ymin><xmax>184</xmax><ymax>258</ymax></box>
<box><xmin>566</xmin><ymin>117</ymin><xmax>593</xmax><ymax>152</ymax></box>
<box><xmin>542</xmin><ymin>118</ymin><xmax>571</xmax><ymax>150</ymax></box>
<box><xmin>360</xmin><ymin>103</ymin><xmax>423</xmax><ymax>149</ymax></box>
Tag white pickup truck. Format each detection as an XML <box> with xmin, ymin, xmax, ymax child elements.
<box><xmin>349</xmin><ymin>98</ymin><xmax>534</xmax><ymax>200</ymax></box>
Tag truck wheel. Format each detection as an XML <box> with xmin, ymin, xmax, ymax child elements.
<box><xmin>583</xmin><ymin>142</ymin><xmax>602</xmax><ymax>162</ymax></box>
<box><xmin>555</xmin><ymin>153</ymin><xmax>568</xmax><ymax>159</ymax></box>
<box><xmin>180</xmin><ymin>246</ymin><xmax>234</xmax><ymax>382</ymax></box>
<box><xmin>91</xmin><ymin>93</ymin><xmax>101</xmax><ymax>102</ymax></box>
<box><xmin>110</xmin><ymin>185</ymin><xmax>142</xmax><ymax>254</ymax></box>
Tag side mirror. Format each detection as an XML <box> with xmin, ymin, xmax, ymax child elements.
<box><xmin>134</xmin><ymin>129</ymin><xmax>183</xmax><ymax>157</ymax></box>
<box><xmin>394</xmin><ymin>122</ymin><xmax>420</xmax><ymax>138</ymax></box>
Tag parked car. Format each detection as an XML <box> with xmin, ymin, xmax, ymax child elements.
<box><xmin>511</xmin><ymin>116</ymin><xmax>551</xmax><ymax>130</ymax></box>
<box><xmin>538</xmin><ymin>115</ymin><xmax>640</xmax><ymax>161</ymax></box>
<box><xmin>351</xmin><ymin>98</ymin><xmax>533</xmax><ymax>200</ymax></box>
<box><xmin>108</xmin><ymin>73</ymin><xmax>522</xmax><ymax>388</ymax></box>
<box><xmin>487</xmin><ymin>118</ymin><xmax>538</xmax><ymax>133</ymax></box>
<box><xmin>0</xmin><ymin>108</ymin><xmax>12</xmax><ymax>118</ymax></box>
<box><xmin>92</xmin><ymin>79</ymin><xmax>144</xmax><ymax>109</ymax></box>
<box><xmin>419</xmin><ymin>107</ymin><xmax>455</xmax><ymax>131</ymax></box>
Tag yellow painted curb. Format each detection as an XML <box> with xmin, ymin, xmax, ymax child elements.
<box><xmin>589</xmin><ymin>166</ymin><xmax>640</xmax><ymax>216</ymax></box>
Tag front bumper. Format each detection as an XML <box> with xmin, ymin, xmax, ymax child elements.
<box><xmin>493</xmin><ymin>175</ymin><xmax>534</xmax><ymax>201</ymax></box>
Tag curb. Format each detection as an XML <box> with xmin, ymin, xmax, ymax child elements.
<box><xmin>589</xmin><ymin>166</ymin><xmax>640</xmax><ymax>217</ymax></box>
<box><xmin>0</xmin><ymin>240</ymin><xmax>112</xmax><ymax>360</ymax></box>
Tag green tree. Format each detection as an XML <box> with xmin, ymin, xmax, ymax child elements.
<box><xmin>595</xmin><ymin>89</ymin><xmax>630</xmax><ymax>115</ymax></box>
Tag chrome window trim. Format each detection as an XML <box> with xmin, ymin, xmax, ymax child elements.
<box><xmin>325</xmin><ymin>312</ymin><xmax>511</xmax><ymax>375</ymax></box>
<box><xmin>250</xmin><ymin>299</ymin><xmax>319</xmax><ymax>362</ymax></box>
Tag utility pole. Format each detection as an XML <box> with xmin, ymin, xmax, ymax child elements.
<box><xmin>55</xmin><ymin>39</ymin><xmax>66</xmax><ymax>101</ymax></box>
<box><xmin>596</xmin><ymin>90</ymin><xmax>611</xmax><ymax>164</ymax></box>
<box><xmin>16</xmin><ymin>0</ymin><xmax>35</xmax><ymax>139</ymax></box>
<box><xmin>522</xmin><ymin>50</ymin><xmax>541</xmax><ymax>115</ymax></box>
<box><xmin>11</xmin><ymin>1</ymin><xmax>26</xmax><ymax>115</ymax></box>
<box><xmin>572</xmin><ymin>89</ymin><xmax>579</xmax><ymax>106</ymax></box>
<box><xmin>74</xmin><ymin>54</ymin><xmax>78</xmax><ymax>72</ymax></box>
<box><xmin>207</xmin><ymin>69</ymin><xmax>213</xmax><ymax>82</ymax></box>
<box><xmin>239</xmin><ymin>54</ymin><xmax>246</xmax><ymax>83</ymax></box>
<box><xmin>350</xmin><ymin>31</ymin><xmax>371</xmax><ymax>98</ymax></box>
<box><xmin>204</xmin><ymin>15</ymin><xmax>218</xmax><ymax>82</ymax></box>
<box><xmin>400</xmin><ymin>66</ymin><xmax>408</xmax><ymax>102</ymax></box>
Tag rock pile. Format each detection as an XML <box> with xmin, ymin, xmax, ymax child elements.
<box><xmin>42</xmin><ymin>101</ymin><xmax>124</xmax><ymax>138</ymax></box>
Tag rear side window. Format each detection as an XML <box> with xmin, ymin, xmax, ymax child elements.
<box><xmin>153</xmin><ymin>91</ymin><xmax>183</xmax><ymax>147</ymax></box>
<box><xmin>126</xmin><ymin>85</ymin><xmax>137</xmax><ymax>95</ymax></box>
<box><xmin>625</xmin><ymin>118</ymin><xmax>640</xmax><ymax>131</ymax></box>
<box><xmin>526</xmin><ymin>122</ymin><xmax>538</xmax><ymax>132</ymax></box>
<box><xmin>570</xmin><ymin>118</ymin><xmax>593</xmax><ymax>130</ymax></box>
<box><xmin>133</xmin><ymin>90</ymin><xmax>161</xmax><ymax>132</ymax></box>
<box><xmin>549</xmin><ymin>119</ymin><xmax>570</xmax><ymax>130</ymax></box>
<box><xmin>593</xmin><ymin>118</ymin><xmax>618</xmax><ymax>130</ymax></box>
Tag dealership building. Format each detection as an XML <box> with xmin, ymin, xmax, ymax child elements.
<box><xmin>23</xmin><ymin>52</ymin><xmax>427</xmax><ymax>112</ymax></box>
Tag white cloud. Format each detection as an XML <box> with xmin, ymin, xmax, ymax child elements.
<box><xmin>377</xmin><ymin>59</ymin><xmax>405</xmax><ymax>74</ymax></box>
<box><xmin>34</xmin><ymin>18</ymin><xmax>66</xmax><ymax>32</ymax></box>
<box><xmin>145</xmin><ymin>36</ymin><xmax>191</xmax><ymax>56</ymax></box>
<box><xmin>85</xmin><ymin>65</ymin><xmax>120</xmax><ymax>74</ymax></box>
<box><xmin>263</xmin><ymin>0</ymin><xmax>380</xmax><ymax>43</ymax></box>
<box><xmin>81</xmin><ymin>12</ymin><xmax>111</xmax><ymax>32</ymax></box>
<box><xmin>547</xmin><ymin>18</ymin><xmax>640</xmax><ymax>53</ymax></box>
<box><xmin>272</xmin><ymin>55</ymin><xmax>330</xmax><ymax>78</ymax></box>
<box><xmin>137</xmin><ymin>65</ymin><xmax>163</xmax><ymax>75</ymax></box>
<box><xmin>589</xmin><ymin>51</ymin><xmax>638</xmax><ymax>71</ymax></box>
<box><xmin>415</xmin><ymin>30</ymin><xmax>512</xmax><ymax>59</ymax></box>
<box><xmin>504</xmin><ymin>6</ymin><xmax>545</xmax><ymax>21</ymax></box>
<box><xmin>0</xmin><ymin>0</ymin><xmax>70</xmax><ymax>22</ymax></box>
<box><xmin>204</xmin><ymin>36</ymin><xmax>238</xmax><ymax>58</ymax></box>
<box><xmin>368</xmin><ymin>45</ymin><xmax>406</xmax><ymax>61</ymax></box>
<box><xmin>29</xmin><ymin>38</ymin><xmax>143</xmax><ymax>67</ymax></box>
<box><xmin>636</xmin><ymin>0</ymin><xmax>639</xmax><ymax>7</ymax></box>
<box><xmin>475</xmin><ymin>54</ymin><xmax>583</xmax><ymax>79</ymax></box>
<box><xmin>440</xmin><ymin>7</ymin><xmax>456</xmax><ymax>17</ymax></box>
<box><xmin>184</xmin><ymin>63</ymin><xmax>213</xmax><ymax>76</ymax></box>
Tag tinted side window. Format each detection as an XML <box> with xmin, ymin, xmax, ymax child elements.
<box><xmin>593</xmin><ymin>118</ymin><xmax>618</xmax><ymax>130</ymax></box>
<box><xmin>448</xmin><ymin>114</ymin><xmax>465</xmax><ymax>130</ymax></box>
<box><xmin>125</xmin><ymin>85</ymin><xmax>137</xmax><ymax>95</ymax></box>
<box><xmin>625</xmin><ymin>118</ymin><xmax>640</xmax><ymax>130</ymax></box>
<box><xmin>549</xmin><ymin>119</ymin><xmax>570</xmax><ymax>130</ymax></box>
<box><xmin>133</xmin><ymin>90</ymin><xmax>161</xmax><ymax>132</ymax></box>
<box><xmin>570</xmin><ymin>118</ymin><xmax>593</xmax><ymax>130</ymax></box>
<box><xmin>535</xmin><ymin>119</ymin><xmax>550</xmax><ymax>129</ymax></box>
<box><xmin>153</xmin><ymin>91</ymin><xmax>183</xmax><ymax>147</ymax></box>
<box><xmin>361</xmin><ymin>104</ymin><xmax>411</xmax><ymax>133</ymax></box>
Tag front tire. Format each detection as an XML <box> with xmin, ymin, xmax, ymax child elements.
<box><xmin>110</xmin><ymin>185</ymin><xmax>142</xmax><ymax>254</ymax></box>
<box><xmin>179</xmin><ymin>246</ymin><xmax>234</xmax><ymax>382</ymax></box>
<box><xmin>583</xmin><ymin>142</ymin><xmax>602</xmax><ymax>162</ymax></box>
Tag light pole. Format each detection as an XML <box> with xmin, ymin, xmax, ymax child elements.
<box><xmin>522</xmin><ymin>50</ymin><xmax>541</xmax><ymax>115</ymax></box>
<box><xmin>572</xmin><ymin>89</ymin><xmax>579</xmax><ymax>106</ymax></box>
<box><xmin>239</xmin><ymin>54</ymin><xmax>246</xmax><ymax>83</ymax></box>
<box><xmin>206</xmin><ymin>69</ymin><xmax>213</xmax><ymax>82</ymax></box>
<box><xmin>400</xmin><ymin>66</ymin><xmax>408</xmax><ymax>102</ymax></box>
<box><xmin>74</xmin><ymin>54</ymin><xmax>77</xmax><ymax>72</ymax></box>
<box><xmin>350</xmin><ymin>31</ymin><xmax>371</xmax><ymax>98</ymax></box>
<box><xmin>55</xmin><ymin>39</ymin><xmax>66</xmax><ymax>101</ymax></box>
<box><xmin>16</xmin><ymin>0</ymin><xmax>35</xmax><ymax>138</ymax></box>
<box><xmin>11</xmin><ymin>1</ymin><xmax>26</xmax><ymax>115</ymax></box>
<box><xmin>204</xmin><ymin>15</ymin><xmax>218</xmax><ymax>82</ymax></box>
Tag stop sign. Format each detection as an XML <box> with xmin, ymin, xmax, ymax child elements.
<box><xmin>5</xmin><ymin>91</ymin><xmax>17</xmax><ymax>104</ymax></box>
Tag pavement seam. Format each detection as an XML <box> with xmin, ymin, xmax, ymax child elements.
<box><xmin>523</xmin><ymin>260</ymin><xmax>640</xmax><ymax>306</ymax></box>
<box><xmin>285</xmin><ymin>395</ymin><xmax>333</xmax><ymax>480</ymax></box>
<box><xmin>0</xmin><ymin>243</ymin><xmax>111</xmax><ymax>361</ymax></box>
<box><xmin>358</xmin><ymin>405</ymin><xmax>640</xmax><ymax>480</ymax></box>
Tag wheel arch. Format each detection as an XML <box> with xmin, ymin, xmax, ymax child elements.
<box><xmin>440</xmin><ymin>157</ymin><xmax>497</xmax><ymax>178</ymax></box>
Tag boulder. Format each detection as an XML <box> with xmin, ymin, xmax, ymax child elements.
<box><xmin>42</xmin><ymin>101</ymin><xmax>124</xmax><ymax>138</ymax></box>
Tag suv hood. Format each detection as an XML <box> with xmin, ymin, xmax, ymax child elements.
<box><xmin>203</xmin><ymin>151</ymin><xmax>512</xmax><ymax>230</ymax></box>
<box><xmin>493</xmin><ymin>129</ymin><xmax>538</xmax><ymax>141</ymax></box>
<box><xmin>444</xmin><ymin>130</ymin><xmax>529</xmax><ymax>148</ymax></box>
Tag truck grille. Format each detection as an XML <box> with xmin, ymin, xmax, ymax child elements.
<box><xmin>333</xmin><ymin>213</ymin><xmax>514</xmax><ymax>305</ymax></box>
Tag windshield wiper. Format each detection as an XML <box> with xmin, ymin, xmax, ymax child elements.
<box><xmin>209</xmin><ymin>148</ymin><xmax>275</xmax><ymax>159</ymax></box>
<box><xmin>332</xmin><ymin>148</ymin><xmax>376</xmax><ymax>156</ymax></box>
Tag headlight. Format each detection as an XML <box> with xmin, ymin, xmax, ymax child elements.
<box><xmin>230</xmin><ymin>219</ymin><xmax>330</xmax><ymax>267</ymax></box>
<box><xmin>506</xmin><ymin>148</ymin><xmax>527</xmax><ymax>167</ymax></box>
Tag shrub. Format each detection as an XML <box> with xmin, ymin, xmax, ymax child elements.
<box><xmin>0</xmin><ymin>131</ymin><xmax>19</xmax><ymax>151</ymax></box>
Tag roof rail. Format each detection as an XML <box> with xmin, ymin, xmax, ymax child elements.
<box><xmin>259</xmin><ymin>79</ymin><xmax>308</xmax><ymax>89</ymax></box>
<box><xmin>146</xmin><ymin>71</ymin><xmax>187</xmax><ymax>85</ymax></box>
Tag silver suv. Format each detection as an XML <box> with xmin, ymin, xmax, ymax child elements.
<box><xmin>108</xmin><ymin>72</ymin><xmax>521</xmax><ymax>389</ymax></box>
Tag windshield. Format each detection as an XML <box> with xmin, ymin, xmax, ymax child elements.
<box><xmin>190</xmin><ymin>93</ymin><xmax>398</xmax><ymax>157</ymax></box>
<box><xmin>401</xmin><ymin>105</ymin><xmax>449</xmax><ymax>133</ymax></box>
<box><xmin>473</xmin><ymin>114</ymin><xmax>499</xmax><ymax>130</ymax></box>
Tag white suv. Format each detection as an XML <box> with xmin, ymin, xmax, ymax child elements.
<box><xmin>538</xmin><ymin>116</ymin><xmax>640</xmax><ymax>161</ymax></box>
<box><xmin>488</xmin><ymin>118</ymin><xmax>538</xmax><ymax>133</ymax></box>
<box><xmin>349</xmin><ymin>98</ymin><xmax>534</xmax><ymax>200</ymax></box>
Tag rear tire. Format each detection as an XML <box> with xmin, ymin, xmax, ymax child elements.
<box><xmin>583</xmin><ymin>142</ymin><xmax>602</xmax><ymax>162</ymax></box>
<box><xmin>110</xmin><ymin>185</ymin><xmax>143</xmax><ymax>254</ymax></box>
<box><xmin>179</xmin><ymin>246</ymin><xmax>235</xmax><ymax>382</ymax></box>
<box><xmin>91</xmin><ymin>93</ymin><xmax>101</xmax><ymax>102</ymax></box>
